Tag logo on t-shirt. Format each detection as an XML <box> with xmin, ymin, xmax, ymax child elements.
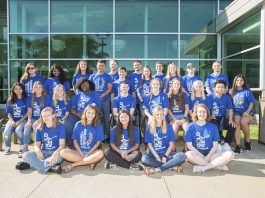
<box><xmin>44</xmin><ymin>133</ymin><xmax>57</xmax><ymax>150</ymax></box>
<box><xmin>153</xmin><ymin>133</ymin><xmax>166</xmax><ymax>151</ymax></box>
<box><xmin>120</xmin><ymin>134</ymin><xmax>129</xmax><ymax>150</ymax></box>
<box><xmin>33</xmin><ymin>101</ymin><xmax>41</xmax><ymax>117</ymax></box>
<box><xmin>195</xmin><ymin>131</ymin><xmax>210</xmax><ymax>150</ymax></box>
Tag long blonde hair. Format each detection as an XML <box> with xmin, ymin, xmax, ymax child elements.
<box><xmin>31</xmin><ymin>81</ymin><xmax>45</xmax><ymax>108</ymax></box>
<box><xmin>38</xmin><ymin>107</ymin><xmax>58</xmax><ymax>131</ymax></box>
<box><xmin>168</xmin><ymin>78</ymin><xmax>184</xmax><ymax>108</ymax></box>
<box><xmin>165</xmin><ymin>62</ymin><xmax>181</xmax><ymax>79</ymax></box>
<box><xmin>52</xmin><ymin>84</ymin><xmax>68</xmax><ymax>107</ymax></box>
<box><xmin>191</xmin><ymin>80</ymin><xmax>206</xmax><ymax>101</ymax></box>
<box><xmin>20</xmin><ymin>63</ymin><xmax>35</xmax><ymax>83</ymax></box>
<box><xmin>149</xmin><ymin>106</ymin><xmax>167</xmax><ymax>135</ymax></box>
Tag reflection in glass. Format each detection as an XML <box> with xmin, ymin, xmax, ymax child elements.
<box><xmin>0</xmin><ymin>90</ymin><xmax>8</xmax><ymax>104</ymax></box>
<box><xmin>0</xmin><ymin>44</ymin><xmax>7</xmax><ymax>64</ymax></box>
<box><xmin>51</xmin><ymin>0</ymin><xmax>113</xmax><ymax>33</ymax></box>
<box><xmin>51</xmin><ymin>34</ymin><xmax>112</xmax><ymax>59</ymax></box>
<box><xmin>115</xmin><ymin>35</ymin><xmax>178</xmax><ymax>59</ymax></box>
<box><xmin>10</xmin><ymin>60</ymin><xmax>49</xmax><ymax>86</ymax></box>
<box><xmin>10</xmin><ymin>35</ymin><xmax>48</xmax><ymax>59</ymax></box>
<box><xmin>223</xmin><ymin>12</ymin><xmax>260</xmax><ymax>57</ymax></box>
<box><xmin>180</xmin><ymin>0</ymin><xmax>217</xmax><ymax>33</ymax></box>
<box><xmin>0</xmin><ymin>0</ymin><xmax>7</xmax><ymax>43</ymax></box>
<box><xmin>116</xmin><ymin>0</ymin><xmax>178</xmax><ymax>32</ymax></box>
<box><xmin>9</xmin><ymin>0</ymin><xmax>48</xmax><ymax>33</ymax></box>
<box><xmin>180</xmin><ymin>34</ymin><xmax>217</xmax><ymax>59</ymax></box>
<box><xmin>219</xmin><ymin>0</ymin><xmax>233</xmax><ymax>11</ymax></box>
<box><xmin>0</xmin><ymin>65</ymin><xmax>8</xmax><ymax>89</ymax></box>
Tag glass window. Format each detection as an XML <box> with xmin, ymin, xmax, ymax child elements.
<box><xmin>222</xmin><ymin>48</ymin><xmax>260</xmax><ymax>88</ymax></box>
<box><xmin>0</xmin><ymin>44</ymin><xmax>7</xmax><ymax>64</ymax></box>
<box><xmin>115</xmin><ymin>35</ymin><xmax>178</xmax><ymax>59</ymax></box>
<box><xmin>180</xmin><ymin>34</ymin><xmax>217</xmax><ymax>59</ymax></box>
<box><xmin>51</xmin><ymin>34</ymin><xmax>113</xmax><ymax>59</ymax></box>
<box><xmin>51</xmin><ymin>0</ymin><xmax>113</xmax><ymax>33</ymax></box>
<box><xmin>0</xmin><ymin>0</ymin><xmax>7</xmax><ymax>43</ymax></box>
<box><xmin>116</xmin><ymin>0</ymin><xmax>178</xmax><ymax>32</ymax></box>
<box><xmin>219</xmin><ymin>0</ymin><xmax>233</xmax><ymax>11</ymax></box>
<box><xmin>9</xmin><ymin>0</ymin><xmax>48</xmax><ymax>33</ymax></box>
<box><xmin>0</xmin><ymin>65</ymin><xmax>8</xmax><ymax>89</ymax></box>
<box><xmin>180</xmin><ymin>0</ymin><xmax>217</xmax><ymax>33</ymax></box>
<box><xmin>10</xmin><ymin>35</ymin><xmax>48</xmax><ymax>59</ymax></box>
<box><xmin>10</xmin><ymin>60</ymin><xmax>49</xmax><ymax>86</ymax></box>
<box><xmin>223</xmin><ymin>12</ymin><xmax>260</xmax><ymax>57</ymax></box>
<box><xmin>0</xmin><ymin>90</ymin><xmax>8</xmax><ymax>104</ymax></box>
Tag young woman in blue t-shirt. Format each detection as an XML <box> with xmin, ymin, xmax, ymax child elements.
<box><xmin>18</xmin><ymin>107</ymin><xmax>66</xmax><ymax>174</ymax></box>
<box><xmin>185</xmin><ymin>104</ymin><xmax>234</xmax><ymax>173</ymax></box>
<box><xmin>105</xmin><ymin>110</ymin><xmax>142</xmax><ymax>170</ymax></box>
<box><xmin>230</xmin><ymin>74</ymin><xmax>255</xmax><ymax>153</ymax></box>
<box><xmin>4</xmin><ymin>83</ymin><xmax>28</xmax><ymax>155</ymax></box>
<box><xmin>60</xmin><ymin>105</ymin><xmax>104</xmax><ymax>172</ymax></box>
<box><xmin>20</xmin><ymin>63</ymin><xmax>45</xmax><ymax>96</ymax></box>
<box><xmin>141</xmin><ymin>106</ymin><xmax>186</xmax><ymax>175</ymax></box>
<box><xmin>163</xmin><ymin>62</ymin><xmax>182</xmax><ymax>93</ymax></box>
<box><xmin>72</xmin><ymin>60</ymin><xmax>91</xmax><ymax>93</ymax></box>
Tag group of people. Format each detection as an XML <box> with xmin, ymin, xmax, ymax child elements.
<box><xmin>3</xmin><ymin>59</ymin><xmax>254</xmax><ymax>175</ymax></box>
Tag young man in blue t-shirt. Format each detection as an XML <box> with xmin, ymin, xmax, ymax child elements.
<box><xmin>182</xmin><ymin>62</ymin><xmax>202</xmax><ymax>94</ymax></box>
<box><xmin>205</xmin><ymin>61</ymin><xmax>229</xmax><ymax>94</ymax></box>
<box><xmin>108</xmin><ymin>59</ymin><xmax>119</xmax><ymax>82</ymax></box>
<box><xmin>152</xmin><ymin>61</ymin><xmax>166</xmax><ymax>82</ymax></box>
<box><xmin>207</xmin><ymin>80</ymin><xmax>236</xmax><ymax>152</ymax></box>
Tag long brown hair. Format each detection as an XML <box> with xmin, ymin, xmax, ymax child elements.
<box><xmin>168</xmin><ymin>78</ymin><xmax>184</xmax><ymax>108</ymax></box>
<box><xmin>230</xmin><ymin>74</ymin><xmax>248</xmax><ymax>97</ymax></box>
<box><xmin>38</xmin><ymin>107</ymin><xmax>58</xmax><ymax>131</ymax></box>
<box><xmin>140</xmin><ymin>66</ymin><xmax>152</xmax><ymax>89</ymax></box>
<box><xmin>81</xmin><ymin>105</ymin><xmax>100</xmax><ymax>128</ymax></box>
<box><xmin>20</xmin><ymin>63</ymin><xmax>35</xmax><ymax>83</ymax></box>
<box><xmin>8</xmin><ymin>82</ymin><xmax>26</xmax><ymax>105</ymax></box>
<box><xmin>31</xmin><ymin>81</ymin><xmax>46</xmax><ymax>108</ymax></box>
<box><xmin>75</xmin><ymin>60</ymin><xmax>90</xmax><ymax>74</ymax></box>
<box><xmin>115</xmin><ymin>110</ymin><xmax>135</xmax><ymax>147</ymax></box>
<box><xmin>192</xmin><ymin>104</ymin><xmax>211</xmax><ymax>122</ymax></box>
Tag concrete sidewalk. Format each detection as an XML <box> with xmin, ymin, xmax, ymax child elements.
<box><xmin>0</xmin><ymin>141</ymin><xmax>264</xmax><ymax>198</ymax></box>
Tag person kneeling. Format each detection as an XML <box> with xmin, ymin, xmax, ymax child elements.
<box><xmin>185</xmin><ymin>104</ymin><xmax>235</xmax><ymax>173</ymax></box>
<box><xmin>60</xmin><ymin>105</ymin><xmax>104</xmax><ymax>173</ymax></box>
<box><xmin>105</xmin><ymin>110</ymin><xmax>142</xmax><ymax>170</ymax></box>
<box><xmin>141</xmin><ymin>106</ymin><xmax>186</xmax><ymax>175</ymax></box>
<box><xmin>16</xmin><ymin>107</ymin><xmax>65</xmax><ymax>174</ymax></box>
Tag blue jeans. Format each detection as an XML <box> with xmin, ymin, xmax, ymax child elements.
<box><xmin>141</xmin><ymin>152</ymin><xmax>186</xmax><ymax>171</ymax></box>
<box><xmin>23</xmin><ymin>118</ymin><xmax>37</xmax><ymax>147</ymax></box>
<box><xmin>4</xmin><ymin>120</ymin><xmax>28</xmax><ymax>150</ymax></box>
<box><xmin>22</xmin><ymin>150</ymin><xmax>63</xmax><ymax>173</ymax></box>
<box><xmin>101</xmin><ymin>100</ymin><xmax>110</xmax><ymax>139</ymax></box>
<box><xmin>64</xmin><ymin>115</ymin><xmax>80</xmax><ymax>148</ymax></box>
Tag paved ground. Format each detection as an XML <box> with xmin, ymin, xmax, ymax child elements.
<box><xmin>0</xmin><ymin>141</ymin><xmax>265</xmax><ymax>198</ymax></box>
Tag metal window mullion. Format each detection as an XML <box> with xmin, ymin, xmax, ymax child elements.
<box><xmin>113</xmin><ymin>0</ymin><xmax>115</xmax><ymax>58</ymax></box>
<box><xmin>7</xmin><ymin>0</ymin><xmax>10</xmax><ymax>92</ymax></box>
<box><xmin>48</xmin><ymin>0</ymin><xmax>51</xmax><ymax>70</ymax></box>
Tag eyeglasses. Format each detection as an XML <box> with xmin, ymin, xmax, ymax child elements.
<box><xmin>28</xmin><ymin>67</ymin><xmax>35</xmax><ymax>70</ymax></box>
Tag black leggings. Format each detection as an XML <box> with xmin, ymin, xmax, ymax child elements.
<box><xmin>104</xmin><ymin>148</ymin><xmax>142</xmax><ymax>169</ymax></box>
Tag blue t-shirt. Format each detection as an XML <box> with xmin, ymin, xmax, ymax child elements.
<box><xmin>127</xmin><ymin>72</ymin><xmax>142</xmax><ymax>104</ymax></box>
<box><xmin>182</xmin><ymin>75</ymin><xmax>202</xmax><ymax>94</ymax></box>
<box><xmin>169</xmin><ymin>92</ymin><xmax>190</xmax><ymax>116</ymax></box>
<box><xmin>52</xmin><ymin>99</ymin><xmax>71</xmax><ymax>119</ymax></box>
<box><xmin>143</xmin><ymin>92</ymin><xmax>169</xmax><ymax>115</ymax></box>
<box><xmin>163</xmin><ymin>75</ymin><xmax>183</xmax><ymax>93</ymax></box>
<box><xmin>5</xmin><ymin>98</ymin><xmax>27</xmax><ymax>121</ymax></box>
<box><xmin>72</xmin><ymin>121</ymin><xmax>104</xmax><ymax>153</ymax></box>
<box><xmin>207</xmin><ymin>93</ymin><xmax>233</xmax><ymax>117</ymax></box>
<box><xmin>22</xmin><ymin>74</ymin><xmax>45</xmax><ymax>96</ymax></box>
<box><xmin>153</xmin><ymin>74</ymin><xmax>166</xmax><ymax>82</ymax></box>
<box><xmin>189</xmin><ymin>97</ymin><xmax>211</xmax><ymax>112</ymax></box>
<box><xmin>113</xmin><ymin>95</ymin><xmax>136</xmax><ymax>112</ymax></box>
<box><xmin>35</xmin><ymin>124</ymin><xmax>66</xmax><ymax>151</ymax></box>
<box><xmin>110</xmin><ymin>127</ymin><xmax>140</xmax><ymax>151</ymax></box>
<box><xmin>145</xmin><ymin>124</ymin><xmax>176</xmax><ymax>154</ymax></box>
<box><xmin>112</xmin><ymin>79</ymin><xmax>134</xmax><ymax>97</ymax></box>
<box><xmin>185</xmin><ymin>122</ymin><xmax>220</xmax><ymax>152</ymax></box>
<box><xmin>108</xmin><ymin>72</ymin><xmax>119</xmax><ymax>82</ymax></box>
<box><xmin>89</xmin><ymin>73</ymin><xmax>112</xmax><ymax>102</ymax></box>
<box><xmin>44</xmin><ymin>77</ymin><xmax>70</xmax><ymax>96</ymax></box>
<box><xmin>137</xmin><ymin>80</ymin><xmax>151</xmax><ymax>100</ymax></box>
<box><xmin>72</xmin><ymin>92</ymin><xmax>101</xmax><ymax>113</ymax></box>
<box><xmin>232</xmin><ymin>89</ymin><xmax>254</xmax><ymax>114</ymax></box>
<box><xmin>27</xmin><ymin>95</ymin><xmax>52</xmax><ymax>119</ymax></box>
<box><xmin>205</xmin><ymin>73</ymin><xmax>229</xmax><ymax>93</ymax></box>
<box><xmin>72</xmin><ymin>73</ymin><xmax>91</xmax><ymax>86</ymax></box>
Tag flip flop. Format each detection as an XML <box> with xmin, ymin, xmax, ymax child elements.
<box><xmin>16</xmin><ymin>162</ymin><xmax>30</xmax><ymax>170</ymax></box>
<box><xmin>171</xmin><ymin>166</ymin><xmax>183</xmax><ymax>173</ymax></box>
<box><xmin>144</xmin><ymin>167</ymin><xmax>151</xmax><ymax>175</ymax></box>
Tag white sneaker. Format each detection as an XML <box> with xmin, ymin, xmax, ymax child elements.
<box><xmin>222</xmin><ymin>143</ymin><xmax>232</xmax><ymax>152</ymax></box>
<box><xmin>215</xmin><ymin>165</ymin><xmax>229</xmax><ymax>172</ymax></box>
<box><xmin>193</xmin><ymin>165</ymin><xmax>205</xmax><ymax>173</ymax></box>
<box><xmin>217</xmin><ymin>144</ymin><xmax>222</xmax><ymax>153</ymax></box>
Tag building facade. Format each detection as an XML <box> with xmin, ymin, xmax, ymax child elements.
<box><xmin>0</xmin><ymin>0</ymin><xmax>264</xmax><ymax>113</ymax></box>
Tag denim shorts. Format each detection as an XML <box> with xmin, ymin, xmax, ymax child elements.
<box><xmin>234</xmin><ymin>111</ymin><xmax>253</xmax><ymax>117</ymax></box>
<box><xmin>199</xmin><ymin>150</ymin><xmax>210</xmax><ymax>156</ymax></box>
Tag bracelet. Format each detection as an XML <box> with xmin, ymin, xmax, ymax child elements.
<box><xmin>163</xmin><ymin>154</ymin><xmax>168</xmax><ymax>159</ymax></box>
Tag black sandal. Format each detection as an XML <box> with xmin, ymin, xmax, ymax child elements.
<box><xmin>16</xmin><ymin>162</ymin><xmax>30</xmax><ymax>170</ymax></box>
